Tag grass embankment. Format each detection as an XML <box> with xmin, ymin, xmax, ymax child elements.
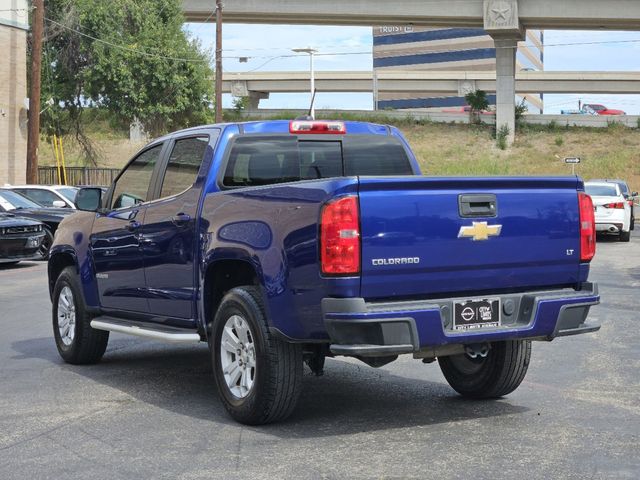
<box><xmin>41</xmin><ymin>113</ymin><xmax>640</xmax><ymax>191</ymax></box>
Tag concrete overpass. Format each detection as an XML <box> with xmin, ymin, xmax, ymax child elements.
<box><xmin>224</xmin><ymin>71</ymin><xmax>640</xmax><ymax>97</ymax></box>
<box><xmin>183</xmin><ymin>0</ymin><xmax>640</xmax><ymax>30</ymax></box>
<box><xmin>184</xmin><ymin>0</ymin><xmax>640</xmax><ymax>143</ymax></box>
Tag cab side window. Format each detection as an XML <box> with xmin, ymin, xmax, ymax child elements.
<box><xmin>111</xmin><ymin>145</ymin><xmax>162</xmax><ymax>210</ymax></box>
<box><xmin>159</xmin><ymin>137</ymin><xmax>209</xmax><ymax>198</ymax></box>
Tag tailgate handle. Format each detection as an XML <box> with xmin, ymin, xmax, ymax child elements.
<box><xmin>459</xmin><ymin>194</ymin><xmax>497</xmax><ymax>218</ymax></box>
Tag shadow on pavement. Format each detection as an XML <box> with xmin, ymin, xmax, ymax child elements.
<box><xmin>0</xmin><ymin>261</ymin><xmax>42</xmax><ymax>270</ymax></box>
<box><xmin>12</xmin><ymin>336</ymin><xmax>530</xmax><ymax>436</ymax></box>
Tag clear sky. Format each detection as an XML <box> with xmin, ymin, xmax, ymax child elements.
<box><xmin>185</xmin><ymin>23</ymin><xmax>640</xmax><ymax>114</ymax></box>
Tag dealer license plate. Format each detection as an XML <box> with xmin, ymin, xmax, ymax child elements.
<box><xmin>453</xmin><ymin>298</ymin><xmax>501</xmax><ymax>331</ymax></box>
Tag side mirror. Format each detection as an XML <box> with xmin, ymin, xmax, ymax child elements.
<box><xmin>75</xmin><ymin>187</ymin><xmax>103</xmax><ymax>212</ymax></box>
<box><xmin>52</xmin><ymin>200</ymin><xmax>67</xmax><ymax>208</ymax></box>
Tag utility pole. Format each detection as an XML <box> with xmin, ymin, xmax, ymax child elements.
<box><xmin>27</xmin><ymin>0</ymin><xmax>44</xmax><ymax>184</ymax></box>
<box><xmin>215</xmin><ymin>0</ymin><xmax>223</xmax><ymax>123</ymax></box>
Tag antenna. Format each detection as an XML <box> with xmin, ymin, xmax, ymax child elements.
<box><xmin>308</xmin><ymin>88</ymin><xmax>317</xmax><ymax>119</ymax></box>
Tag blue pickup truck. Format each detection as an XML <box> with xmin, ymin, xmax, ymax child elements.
<box><xmin>48</xmin><ymin>120</ymin><xmax>600</xmax><ymax>424</ymax></box>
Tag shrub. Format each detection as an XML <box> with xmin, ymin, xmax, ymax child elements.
<box><xmin>464</xmin><ymin>90</ymin><xmax>489</xmax><ymax>124</ymax></box>
<box><xmin>496</xmin><ymin>125</ymin><xmax>510</xmax><ymax>150</ymax></box>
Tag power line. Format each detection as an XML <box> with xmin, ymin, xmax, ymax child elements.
<box><xmin>44</xmin><ymin>17</ymin><xmax>210</xmax><ymax>63</ymax></box>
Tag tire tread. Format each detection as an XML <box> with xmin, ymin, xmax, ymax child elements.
<box><xmin>438</xmin><ymin>340</ymin><xmax>531</xmax><ymax>399</ymax></box>
<box><xmin>213</xmin><ymin>286</ymin><xmax>302</xmax><ymax>424</ymax></box>
<box><xmin>53</xmin><ymin>267</ymin><xmax>109</xmax><ymax>365</ymax></box>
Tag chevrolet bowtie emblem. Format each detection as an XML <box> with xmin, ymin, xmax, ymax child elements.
<box><xmin>458</xmin><ymin>222</ymin><xmax>502</xmax><ymax>241</ymax></box>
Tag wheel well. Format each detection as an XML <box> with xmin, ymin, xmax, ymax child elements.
<box><xmin>48</xmin><ymin>253</ymin><xmax>76</xmax><ymax>297</ymax></box>
<box><xmin>203</xmin><ymin>260</ymin><xmax>260</xmax><ymax>333</ymax></box>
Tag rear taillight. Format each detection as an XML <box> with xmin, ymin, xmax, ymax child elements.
<box><xmin>579</xmin><ymin>192</ymin><xmax>596</xmax><ymax>262</ymax></box>
<box><xmin>603</xmin><ymin>202</ymin><xmax>625</xmax><ymax>209</ymax></box>
<box><xmin>320</xmin><ymin>196</ymin><xmax>360</xmax><ymax>275</ymax></box>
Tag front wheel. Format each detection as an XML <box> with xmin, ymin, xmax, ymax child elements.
<box><xmin>438</xmin><ymin>340</ymin><xmax>531</xmax><ymax>398</ymax></box>
<box><xmin>211</xmin><ymin>286</ymin><xmax>303</xmax><ymax>425</ymax></box>
<box><xmin>38</xmin><ymin>227</ymin><xmax>54</xmax><ymax>260</ymax></box>
<box><xmin>52</xmin><ymin>267</ymin><xmax>109</xmax><ymax>364</ymax></box>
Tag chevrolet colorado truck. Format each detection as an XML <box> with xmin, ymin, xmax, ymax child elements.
<box><xmin>48</xmin><ymin>120</ymin><xmax>600</xmax><ymax>425</ymax></box>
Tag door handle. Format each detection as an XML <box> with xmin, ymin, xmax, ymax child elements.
<box><xmin>126</xmin><ymin>220</ymin><xmax>141</xmax><ymax>232</ymax></box>
<box><xmin>459</xmin><ymin>194</ymin><xmax>498</xmax><ymax>218</ymax></box>
<box><xmin>172</xmin><ymin>213</ymin><xmax>191</xmax><ymax>226</ymax></box>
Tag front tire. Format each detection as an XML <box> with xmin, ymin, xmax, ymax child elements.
<box><xmin>52</xmin><ymin>267</ymin><xmax>109</xmax><ymax>364</ymax></box>
<box><xmin>438</xmin><ymin>340</ymin><xmax>531</xmax><ymax>398</ymax></box>
<box><xmin>38</xmin><ymin>227</ymin><xmax>54</xmax><ymax>260</ymax></box>
<box><xmin>211</xmin><ymin>286</ymin><xmax>303</xmax><ymax>425</ymax></box>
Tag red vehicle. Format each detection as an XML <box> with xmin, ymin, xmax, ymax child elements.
<box><xmin>583</xmin><ymin>104</ymin><xmax>626</xmax><ymax>116</ymax></box>
<box><xmin>442</xmin><ymin>106</ymin><xmax>493</xmax><ymax>115</ymax></box>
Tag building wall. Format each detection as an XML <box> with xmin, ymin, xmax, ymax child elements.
<box><xmin>373</xmin><ymin>26</ymin><xmax>544</xmax><ymax>113</ymax></box>
<box><xmin>0</xmin><ymin>0</ymin><xmax>29</xmax><ymax>185</ymax></box>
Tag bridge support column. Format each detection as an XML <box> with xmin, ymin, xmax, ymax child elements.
<box><xmin>247</xmin><ymin>91</ymin><xmax>269</xmax><ymax>109</ymax></box>
<box><xmin>494</xmin><ymin>37</ymin><xmax>518</xmax><ymax>144</ymax></box>
<box><xmin>484</xmin><ymin>0</ymin><xmax>524</xmax><ymax>146</ymax></box>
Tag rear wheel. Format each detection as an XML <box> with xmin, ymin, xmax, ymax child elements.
<box><xmin>211</xmin><ymin>286</ymin><xmax>303</xmax><ymax>425</ymax></box>
<box><xmin>52</xmin><ymin>267</ymin><xmax>109</xmax><ymax>364</ymax></box>
<box><xmin>438</xmin><ymin>340</ymin><xmax>531</xmax><ymax>398</ymax></box>
<box><xmin>620</xmin><ymin>230</ymin><xmax>631</xmax><ymax>242</ymax></box>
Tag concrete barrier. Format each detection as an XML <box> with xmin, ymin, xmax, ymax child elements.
<box><xmin>237</xmin><ymin>109</ymin><xmax>640</xmax><ymax>129</ymax></box>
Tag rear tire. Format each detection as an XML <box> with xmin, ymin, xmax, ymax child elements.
<box><xmin>52</xmin><ymin>267</ymin><xmax>109</xmax><ymax>364</ymax></box>
<box><xmin>620</xmin><ymin>230</ymin><xmax>631</xmax><ymax>242</ymax></box>
<box><xmin>438</xmin><ymin>340</ymin><xmax>531</xmax><ymax>398</ymax></box>
<box><xmin>211</xmin><ymin>286</ymin><xmax>303</xmax><ymax>425</ymax></box>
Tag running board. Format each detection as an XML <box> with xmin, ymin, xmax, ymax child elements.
<box><xmin>90</xmin><ymin>318</ymin><xmax>201</xmax><ymax>343</ymax></box>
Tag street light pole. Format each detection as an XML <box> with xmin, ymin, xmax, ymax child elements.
<box><xmin>292</xmin><ymin>47</ymin><xmax>317</xmax><ymax>118</ymax></box>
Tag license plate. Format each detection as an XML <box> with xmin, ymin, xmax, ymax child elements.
<box><xmin>453</xmin><ymin>298</ymin><xmax>501</xmax><ymax>331</ymax></box>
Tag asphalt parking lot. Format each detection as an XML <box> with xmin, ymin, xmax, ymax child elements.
<box><xmin>1</xmin><ymin>233</ymin><xmax>639</xmax><ymax>480</ymax></box>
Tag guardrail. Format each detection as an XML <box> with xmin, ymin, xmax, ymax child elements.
<box><xmin>38</xmin><ymin>167</ymin><xmax>119</xmax><ymax>186</ymax></box>
<box><xmin>239</xmin><ymin>109</ymin><xmax>640</xmax><ymax>128</ymax></box>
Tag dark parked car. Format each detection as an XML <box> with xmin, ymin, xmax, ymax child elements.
<box><xmin>0</xmin><ymin>213</ymin><xmax>46</xmax><ymax>265</ymax></box>
<box><xmin>0</xmin><ymin>189</ymin><xmax>75</xmax><ymax>258</ymax></box>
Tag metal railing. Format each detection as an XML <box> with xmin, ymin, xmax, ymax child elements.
<box><xmin>38</xmin><ymin>167</ymin><xmax>119</xmax><ymax>186</ymax></box>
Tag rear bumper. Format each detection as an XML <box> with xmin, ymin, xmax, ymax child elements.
<box><xmin>595</xmin><ymin>223</ymin><xmax>625</xmax><ymax>233</ymax></box>
<box><xmin>322</xmin><ymin>283</ymin><xmax>600</xmax><ymax>357</ymax></box>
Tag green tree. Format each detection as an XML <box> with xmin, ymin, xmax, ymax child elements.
<box><xmin>41</xmin><ymin>0</ymin><xmax>214</xmax><ymax>161</ymax></box>
<box><xmin>464</xmin><ymin>90</ymin><xmax>490</xmax><ymax>124</ymax></box>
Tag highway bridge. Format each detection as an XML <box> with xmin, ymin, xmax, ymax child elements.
<box><xmin>183</xmin><ymin>0</ymin><xmax>640</xmax><ymax>30</ymax></box>
<box><xmin>223</xmin><ymin>71</ymin><xmax>640</xmax><ymax>108</ymax></box>
<box><xmin>184</xmin><ymin>0</ymin><xmax>640</xmax><ymax>143</ymax></box>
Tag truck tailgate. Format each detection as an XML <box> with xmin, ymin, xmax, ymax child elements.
<box><xmin>358</xmin><ymin>177</ymin><xmax>583</xmax><ymax>299</ymax></box>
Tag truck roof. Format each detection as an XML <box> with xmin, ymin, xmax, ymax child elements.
<box><xmin>154</xmin><ymin>120</ymin><xmax>393</xmax><ymax>142</ymax></box>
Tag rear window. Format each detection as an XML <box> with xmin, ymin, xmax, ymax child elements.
<box><xmin>586</xmin><ymin>184</ymin><xmax>618</xmax><ymax>196</ymax></box>
<box><xmin>223</xmin><ymin>135</ymin><xmax>413</xmax><ymax>187</ymax></box>
<box><xmin>615</xmin><ymin>182</ymin><xmax>629</xmax><ymax>195</ymax></box>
